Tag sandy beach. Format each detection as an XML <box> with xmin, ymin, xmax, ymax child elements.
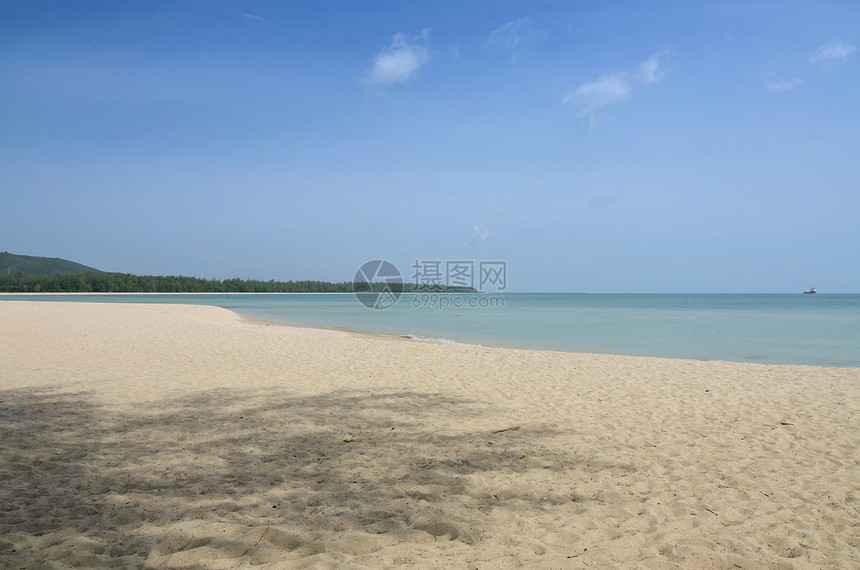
<box><xmin>1</xmin><ymin>301</ymin><xmax>858</xmax><ymax>569</ymax></box>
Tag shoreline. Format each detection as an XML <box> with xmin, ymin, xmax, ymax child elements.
<box><xmin>2</xmin><ymin>295</ymin><xmax>857</xmax><ymax>368</ymax></box>
<box><xmin>2</xmin><ymin>300</ymin><xmax>858</xmax><ymax>567</ymax></box>
<box><xmin>4</xmin><ymin>298</ymin><xmax>854</xmax><ymax>368</ymax></box>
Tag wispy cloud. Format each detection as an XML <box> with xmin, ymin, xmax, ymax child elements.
<box><xmin>487</xmin><ymin>18</ymin><xmax>529</xmax><ymax>49</ymax></box>
<box><xmin>637</xmin><ymin>49</ymin><xmax>670</xmax><ymax>84</ymax></box>
<box><xmin>563</xmin><ymin>50</ymin><xmax>669</xmax><ymax>117</ymax></box>
<box><xmin>486</xmin><ymin>18</ymin><xmax>545</xmax><ymax>60</ymax></box>
<box><xmin>190</xmin><ymin>1</ymin><xmax>265</xmax><ymax>22</ymax></box>
<box><xmin>766</xmin><ymin>41</ymin><xmax>855</xmax><ymax>93</ymax></box>
<box><xmin>563</xmin><ymin>73</ymin><xmax>631</xmax><ymax>115</ymax></box>
<box><xmin>767</xmin><ymin>78</ymin><xmax>803</xmax><ymax>92</ymax></box>
<box><xmin>810</xmin><ymin>41</ymin><xmax>857</xmax><ymax>63</ymax></box>
<box><xmin>364</xmin><ymin>30</ymin><xmax>431</xmax><ymax>85</ymax></box>
<box><xmin>239</xmin><ymin>12</ymin><xmax>266</xmax><ymax>22</ymax></box>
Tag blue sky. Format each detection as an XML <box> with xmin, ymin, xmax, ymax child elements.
<box><xmin>1</xmin><ymin>1</ymin><xmax>858</xmax><ymax>292</ymax></box>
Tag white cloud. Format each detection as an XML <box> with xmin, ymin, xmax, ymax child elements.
<box><xmin>364</xmin><ymin>30</ymin><xmax>431</xmax><ymax>84</ymax></box>
<box><xmin>637</xmin><ymin>49</ymin><xmax>670</xmax><ymax>84</ymax></box>
<box><xmin>487</xmin><ymin>18</ymin><xmax>543</xmax><ymax>49</ymax></box>
<box><xmin>767</xmin><ymin>78</ymin><xmax>803</xmax><ymax>92</ymax></box>
<box><xmin>563</xmin><ymin>72</ymin><xmax>631</xmax><ymax>115</ymax></box>
<box><xmin>486</xmin><ymin>18</ymin><xmax>545</xmax><ymax>63</ymax></box>
<box><xmin>239</xmin><ymin>12</ymin><xmax>266</xmax><ymax>22</ymax></box>
<box><xmin>563</xmin><ymin>50</ymin><xmax>669</xmax><ymax>116</ymax></box>
<box><xmin>765</xmin><ymin>42</ymin><xmax>854</xmax><ymax>93</ymax></box>
<box><xmin>488</xmin><ymin>19</ymin><xmax>525</xmax><ymax>49</ymax></box>
<box><xmin>810</xmin><ymin>41</ymin><xmax>857</xmax><ymax>63</ymax></box>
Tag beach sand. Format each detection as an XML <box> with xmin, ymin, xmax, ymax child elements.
<box><xmin>1</xmin><ymin>301</ymin><xmax>858</xmax><ymax>569</ymax></box>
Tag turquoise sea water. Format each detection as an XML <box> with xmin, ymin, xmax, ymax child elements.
<box><xmin>2</xmin><ymin>293</ymin><xmax>859</xmax><ymax>367</ymax></box>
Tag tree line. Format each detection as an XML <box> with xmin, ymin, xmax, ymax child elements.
<box><xmin>0</xmin><ymin>272</ymin><xmax>475</xmax><ymax>294</ymax></box>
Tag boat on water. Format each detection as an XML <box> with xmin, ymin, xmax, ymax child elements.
<box><xmin>803</xmin><ymin>287</ymin><xmax>817</xmax><ymax>294</ymax></box>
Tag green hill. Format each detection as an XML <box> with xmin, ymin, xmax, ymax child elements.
<box><xmin>0</xmin><ymin>252</ymin><xmax>479</xmax><ymax>293</ymax></box>
<box><xmin>0</xmin><ymin>252</ymin><xmax>104</xmax><ymax>277</ymax></box>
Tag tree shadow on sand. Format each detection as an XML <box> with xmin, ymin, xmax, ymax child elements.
<box><xmin>1</xmin><ymin>387</ymin><xmax>627</xmax><ymax>567</ymax></box>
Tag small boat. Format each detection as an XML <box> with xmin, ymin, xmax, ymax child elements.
<box><xmin>803</xmin><ymin>287</ymin><xmax>817</xmax><ymax>294</ymax></box>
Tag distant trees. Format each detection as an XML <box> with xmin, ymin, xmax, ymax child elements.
<box><xmin>0</xmin><ymin>272</ymin><xmax>476</xmax><ymax>294</ymax></box>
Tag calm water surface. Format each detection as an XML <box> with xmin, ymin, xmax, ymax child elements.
<box><xmin>3</xmin><ymin>293</ymin><xmax>858</xmax><ymax>367</ymax></box>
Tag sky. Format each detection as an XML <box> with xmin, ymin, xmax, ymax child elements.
<box><xmin>1</xmin><ymin>1</ymin><xmax>858</xmax><ymax>292</ymax></box>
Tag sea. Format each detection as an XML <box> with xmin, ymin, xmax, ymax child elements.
<box><xmin>2</xmin><ymin>293</ymin><xmax>859</xmax><ymax>368</ymax></box>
